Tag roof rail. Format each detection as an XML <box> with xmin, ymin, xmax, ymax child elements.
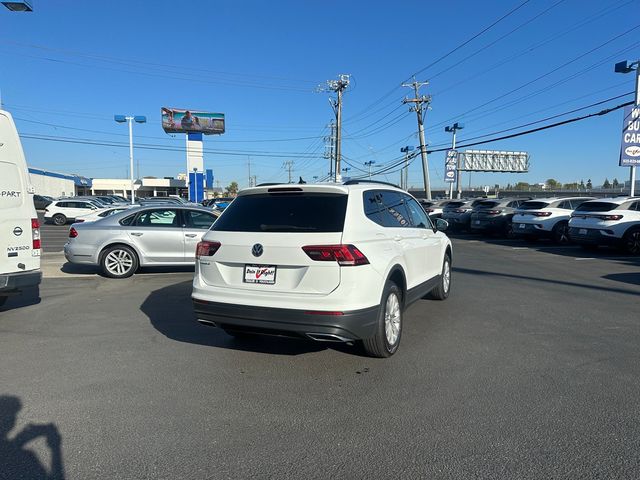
<box><xmin>343</xmin><ymin>179</ymin><xmax>400</xmax><ymax>188</ymax></box>
<box><xmin>255</xmin><ymin>182</ymin><xmax>286</xmax><ymax>187</ymax></box>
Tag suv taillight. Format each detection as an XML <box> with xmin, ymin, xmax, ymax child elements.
<box><xmin>196</xmin><ymin>241</ymin><xmax>221</xmax><ymax>258</ymax></box>
<box><xmin>69</xmin><ymin>227</ymin><xmax>78</xmax><ymax>238</ymax></box>
<box><xmin>31</xmin><ymin>218</ymin><xmax>41</xmax><ymax>250</ymax></box>
<box><xmin>486</xmin><ymin>210</ymin><xmax>502</xmax><ymax>215</ymax></box>
<box><xmin>532</xmin><ymin>212</ymin><xmax>552</xmax><ymax>217</ymax></box>
<box><xmin>598</xmin><ymin>214</ymin><xmax>623</xmax><ymax>221</ymax></box>
<box><xmin>302</xmin><ymin>244</ymin><xmax>369</xmax><ymax>266</ymax></box>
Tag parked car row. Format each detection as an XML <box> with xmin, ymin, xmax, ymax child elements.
<box><xmin>441</xmin><ymin>195</ymin><xmax>640</xmax><ymax>254</ymax></box>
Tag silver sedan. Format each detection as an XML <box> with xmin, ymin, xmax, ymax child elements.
<box><xmin>64</xmin><ymin>205</ymin><xmax>219</xmax><ymax>278</ymax></box>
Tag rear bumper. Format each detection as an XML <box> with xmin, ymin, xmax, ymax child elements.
<box><xmin>0</xmin><ymin>269</ymin><xmax>42</xmax><ymax>293</ymax></box>
<box><xmin>511</xmin><ymin>222</ymin><xmax>550</xmax><ymax>237</ymax></box>
<box><xmin>568</xmin><ymin>227</ymin><xmax>620</xmax><ymax>246</ymax></box>
<box><xmin>192</xmin><ymin>298</ymin><xmax>380</xmax><ymax>341</ymax></box>
<box><xmin>470</xmin><ymin>217</ymin><xmax>507</xmax><ymax>232</ymax></box>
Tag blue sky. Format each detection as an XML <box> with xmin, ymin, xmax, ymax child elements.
<box><xmin>0</xmin><ymin>0</ymin><xmax>638</xmax><ymax>190</ymax></box>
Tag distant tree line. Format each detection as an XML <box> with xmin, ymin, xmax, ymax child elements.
<box><xmin>503</xmin><ymin>178</ymin><xmax>621</xmax><ymax>191</ymax></box>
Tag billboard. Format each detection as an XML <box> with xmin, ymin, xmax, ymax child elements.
<box><xmin>620</xmin><ymin>105</ymin><xmax>640</xmax><ymax>166</ymax></box>
<box><xmin>444</xmin><ymin>150</ymin><xmax>457</xmax><ymax>183</ymax></box>
<box><xmin>459</xmin><ymin>150</ymin><xmax>529</xmax><ymax>172</ymax></box>
<box><xmin>161</xmin><ymin>107</ymin><xmax>225</xmax><ymax>135</ymax></box>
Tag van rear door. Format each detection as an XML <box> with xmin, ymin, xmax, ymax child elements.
<box><xmin>0</xmin><ymin>111</ymin><xmax>41</xmax><ymax>275</ymax></box>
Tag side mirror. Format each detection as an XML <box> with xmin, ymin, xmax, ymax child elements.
<box><xmin>435</xmin><ymin>218</ymin><xmax>448</xmax><ymax>232</ymax></box>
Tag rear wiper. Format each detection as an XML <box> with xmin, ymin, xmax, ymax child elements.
<box><xmin>260</xmin><ymin>224</ymin><xmax>317</xmax><ymax>231</ymax></box>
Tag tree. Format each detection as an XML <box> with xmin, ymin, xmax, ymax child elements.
<box><xmin>586</xmin><ymin>179</ymin><xmax>592</xmax><ymax>189</ymax></box>
<box><xmin>545</xmin><ymin>178</ymin><xmax>561</xmax><ymax>190</ymax></box>
<box><xmin>580</xmin><ymin>179</ymin><xmax>585</xmax><ymax>189</ymax></box>
<box><xmin>225</xmin><ymin>181</ymin><xmax>239</xmax><ymax>196</ymax></box>
<box><xmin>613</xmin><ymin>178</ymin><xmax>620</xmax><ymax>188</ymax></box>
<box><xmin>514</xmin><ymin>182</ymin><xmax>530</xmax><ymax>191</ymax></box>
<box><xmin>564</xmin><ymin>182</ymin><xmax>579</xmax><ymax>190</ymax></box>
<box><xmin>603</xmin><ymin>178</ymin><xmax>611</xmax><ymax>189</ymax></box>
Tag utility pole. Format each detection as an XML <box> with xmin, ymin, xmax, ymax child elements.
<box><xmin>247</xmin><ymin>156</ymin><xmax>252</xmax><ymax>187</ymax></box>
<box><xmin>400</xmin><ymin>146</ymin><xmax>414</xmax><ymax>190</ymax></box>
<box><xmin>324</xmin><ymin>121</ymin><xmax>336</xmax><ymax>179</ymax></box>
<box><xmin>403</xmin><ymin>78</ymin><xmax>432</xmax><ymax>200</ymax></box>
<box><xmin>364</xmin><ymin>160</ymin><xmax>376</xmax><ymax>179</ymax></box>
<box><xmin>318</xmin><ymin>74</ymin><xmax>350</xmax><ymax>182</ymax></box>
<box><xmin>283</xmin><ymin>160</ymin><xmax>294</xmax><ymax>183</ymax></box>
<box><xmin>445</xmin><ymin>122</ymin><xmax>464</xmax><ymax>199</ymax></box>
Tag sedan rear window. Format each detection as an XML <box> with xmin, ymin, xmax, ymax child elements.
<box><xmin>212</xmin><ymin>193</ymin><xmax>348</xmax><ymax>232</ymax></box>
<box><xmin>574</xmin><ymin>202</ymin><xmax>617</xmax><ymax>212</ymax></box>
<box><xmin>519</xmin><ymin>201</ymin><xmax>550</xmax><ymax>210</ymax></box>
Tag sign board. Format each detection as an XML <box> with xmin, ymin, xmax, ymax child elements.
<box><xmin>459</xmin><ymin>150</ymin><xmax>529</xmax><ymax>172</ymax></box>
<box><xmin>444</xmin><ymin>150</ymin><xmax>457</xmax><ymax>183</ymax></box>
<box><xmin>620</xmin><ymin>105</ymin><xmax>640</xmax><ymax>166</ymax></box>
<box><xmin>161</xmin><ymin>107</ymin><xmax>225</xmax><ymax>135</ymax></box>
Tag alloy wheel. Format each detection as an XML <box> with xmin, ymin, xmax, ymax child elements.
<box><xmin>384</xmin><ymin>292</ymin><xmax>401</xmax><ymax>346</ymax></box>
<box><xmin>104</xmin><ymin>249</ymin><xmax>134</xmax><ymax>276</ymax></box>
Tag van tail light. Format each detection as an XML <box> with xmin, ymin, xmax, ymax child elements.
<box><xmin>302</xmin><ymin>244</ymin><xmax>369</xmax><ymax>266</ymax></box>
<box><xmin>196</xmin><ymin>241</ymin><xmax>221</xmax><ymax>258</ymax></box>
<box><xmin>598</xmin><ymin>215</ymin><xmax>623</xmax><ymax>221</ymax></box>
<box><xmin>532</xmin><ymin>212</ymin><xmax>552</xmax><ymax>217</ymax></box>
<box><xmin>31</xmin><ymin>218</ymin><xmax>41</xmax><ymax>250</ymax></box>
<box><xmin>69</xmin><ymin>227</ymin><xmax>78</xmax><ymax>238</ymax></box>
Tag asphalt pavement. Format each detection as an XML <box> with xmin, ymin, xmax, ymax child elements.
<box><xmin>1</xmin><ymin>237</ymin><xmax>639</xmax><ymax>479</ymax></box>
<box><xmin>38</xmin><ymin>212</ymin><xmax>70</xmax><ymax>253</ymax></box>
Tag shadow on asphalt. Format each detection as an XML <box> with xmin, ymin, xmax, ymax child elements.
<box><xmin>60</xmin><ymin>262</ymin><xmax>196</xmax><ymax>277</ymax></box>
<box><xmin>448</xmin><ymin>231</ymin><xmax>640</xmax><ymax>265</ymax></box>
<box><xmin>454</xmin><ymin>267</ymin><xmax>640</xmax><ymax>297</ymax></box>
<box><xmin>0</xmin><ymin>286</ymin><xmax>41</xmax><ymax>312</ymax></box>
<box><xmin>140</xmin><ymin>280</ymin><xmax>363</xmax><ymax>356</ymax></box>
<box><xmin>0</xmin><ymin>395</ymin><xmax>65</xmax><ymax>479</ymax></box>
<box><xmin>602</xmin><ymin>272</ymin><xmax>640</xmax><ymax>287</ymax></box>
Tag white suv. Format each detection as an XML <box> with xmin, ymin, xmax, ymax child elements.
<box><xmin>44</xmin><ymin>199</ymin><xmax>102</xmax><ymax>225</ymax></box>
<box><xmin>512</xmin><ymin>197</ymin><xmax>594</xmax><ymax>244</ymax></box>
<box><xmin>568</xmin><ymin>197</ymin><xmax>640</xmax><ymax>254</ymax></box>
<box><xmin>192</xmin><ymin>182</ymin><xmax>453</xmax><ymax>357</ymax></box>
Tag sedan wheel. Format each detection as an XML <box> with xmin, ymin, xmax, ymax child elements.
<box><xmin>101</xmin><ymin>246</ymin><xmax>138</xmax><ymax>278</ymax></box>
<box><xmin>623</xmin><ymin>229</ymin><xmax>640</xmax><ymax>255</ymax></box>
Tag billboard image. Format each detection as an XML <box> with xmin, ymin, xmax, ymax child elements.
<box><xmin>161</xmin><ymin>107</ymin><xmax>225</xmax><ymax>135</ymax></box>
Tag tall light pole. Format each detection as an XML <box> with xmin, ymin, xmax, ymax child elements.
<box><xmin>445</xmin><ymin>122</ymin><xmax>464</xmax><ymax>199</ymax></box>
<box><xmin>615</xmin><ymin>59</ymin><xmax>640</xmax><ymax>196</ymax></box>
<box><xmin>364</xmin><ymin>160</ymin><xmax>376</xmax><ymax>179</ymax></box>
<box><xmin>115</xmin><ymin>115</ymin><xmax>146</xmax><ymax>204</ymax></box>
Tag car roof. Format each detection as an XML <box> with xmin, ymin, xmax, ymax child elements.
<box><xmin>239</xmin><ymin>182</ymin><xmax>410</xmax><ymax>197</ymax></box>
<box><xmin>580</xmin><ymin>196</ymin><xmax>637</xmax><ymax>205</ymax></box>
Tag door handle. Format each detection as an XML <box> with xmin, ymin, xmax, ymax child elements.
<box><xmin>185</xmin><ymin>233</ymin><xmax>198</xmax><ymax>238</ymax></box>
<box><xmin>131</xmin><ymin>232</ymin><xmax>143</xmax><ymax>237</ymax></box>
<box><xmin>394</xmin><ymin>235</ymin><xmax>402</xmax><ymax>242</ymax></box>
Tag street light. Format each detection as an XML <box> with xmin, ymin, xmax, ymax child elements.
<box><xmin>1</xmin><ymin>0</ymin><xmax>33</xmax><ymax>11</ymax></box>
<box><xmin>364</xmin><ymin>160</ymin><xmax>376</xmax><ymax>179</ymax></box>
<box><xmin>114</xmin><ymin>114</ymin><xmax>146</xmax><ymax>204</ymax></box>
<box><xmin>445</xmin><ymin>122</ymin><xmax>465</xmax><ymax>199</ymax></box>
<box><xmin>614</xmin><ymin>59</ymin><xmax>640</xmax><ymax>196</ymax></box>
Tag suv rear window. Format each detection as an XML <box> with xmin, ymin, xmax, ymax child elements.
<box><xmin>212</xmin><ymin>193</ymin><xmax>348</xmax><ymax>232</ymax></box>
<box><xmin>445</xmin><ymin>201</ymin><xmax>465</xmax><ymax>208</ymax></box>
<box><xmin>519</xmin><ymin>201</ymin><xmax>550</xmax><ymax>210</ymax></box>
<box><xmin>476</xmin><ymin>201</ymin><xmax>499</xmax><ymax>209</ymax></box>
<box><xmin>575</xmin><ymin>202</ymin><xmax>617</xmax><ymax>212</ymax></box>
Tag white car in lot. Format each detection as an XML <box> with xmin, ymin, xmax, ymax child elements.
<box><xmin>44</xmin><ymin>199</ymin><xmax>104</xmax><ymax>225</ymax></box>
<box><xmin>568</xmin><ymin>197</ymin><xmax>640</xmax><ymax>254</ymax></box>
<box><xmin>192</xmin><ymin>181</ymin><xmax>453</xmax><ymax>358</ymax></box>
<box><xmin>512</xmin><ymin>197</ymin><xmax>594</xmax><ymax>244</ymax></box>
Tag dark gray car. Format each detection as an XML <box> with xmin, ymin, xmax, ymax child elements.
<box><xmin>470</xmin><ymin>198</ymin><xmax>529</xmax><ymax>236</ymax></box>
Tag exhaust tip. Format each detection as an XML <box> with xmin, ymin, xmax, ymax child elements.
<box><xmin>306</xmin><ymin>332</ymin><xmax>353</xmax><ymax>342</ymax></box>
<box><xmin>197</xmin><ymin>318</ymin><xmax>217</xmax><ymax>328</ymax></box>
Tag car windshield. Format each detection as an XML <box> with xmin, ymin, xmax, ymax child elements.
<box><xmin>212</xmin><ymin>193</ymin><xmax>348</xmax><ymax>232</ymax></box>
<box><xmin>575</xmin><ymin>202</ymin><xmax>618</xmax><ymax>212</ymax></box>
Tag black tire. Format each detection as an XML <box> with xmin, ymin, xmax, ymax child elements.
<box><xmin>623</xmin><ymin>228</ymin><xmax>640</xmax><ymax>255</ymax></box>
<box><xmin>52</xmin><ymin>214</ymin><xmax>67</xmax><ymax>226</ymax></box>
<box><xmin>100</xmin><ymin>245</ymin><xmax>139</xmax><ymax>278</ymax></box>
<box><xmin>552</xmin><ymin>221</ymin><xmax>570</xmax><ymax>244</ymax></box>
<box><xmin>428</xmin><ymin>254</ymin><xmax>452</xmax><ymax>300</ymax></box>
<box><xmin>502</xmin><ymin>221</ymin><xmax>514</xmax><ymax>239</ymax></box>
<box><xmin>362</xmin><ymin>281</ymin><xmax>403</xmax><ymax>358</ymax></box>
<box><xmin>580</xmin><ymin>244</ymin><xmax>599</xmax><ymax>251</ymax></box>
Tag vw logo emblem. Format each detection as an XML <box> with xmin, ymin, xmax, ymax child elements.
<box><xmin>13</xmin><ymin>226</ymin><xmax>23</xmax><ymax>236</ymax></box>
<box><xmin>251</xmin><ymin>243</ymin><xmax>263</xmax><ymax>257</ymax></box>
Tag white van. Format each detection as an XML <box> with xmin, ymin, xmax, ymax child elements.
<box><xmin>0</xmin><ymin>109</ymin><xmax>42</xmax><ymax>306</ymax></box>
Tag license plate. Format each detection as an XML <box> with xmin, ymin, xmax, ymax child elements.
<box><xmin>519</xmin><ymin>223</ymin><xmax>525</xmax><ymax>229</ymax></box>
<box><xmin>579</xmin><ymin>228</ymin><xmax>587</xmax><ymax>235</ymax></box>
<box><xmin>243</xmin><ymin>264</ymin><xmax>277</xmax><ymax>284</ymax></box>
